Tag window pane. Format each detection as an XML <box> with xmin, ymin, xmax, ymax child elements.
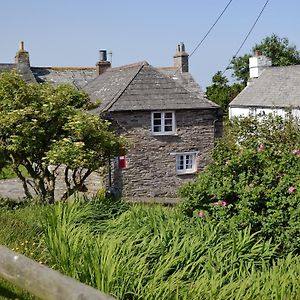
<box><xmin>154</xmin><ymin>125</ymin><xmax>161</xmax><ymax>132</ymax></box>
<box><xmin>186</xmin><ymin>156</ymin><xmax>193</xmax><ymax>169</ymax></box>
<box><xmin>165</xmin><ymin>126</ymin><xmax>173</xmax><ymax>132</ymax></box>
<box><xmin>177</xmin><ymin>155</ymin><xmax>184</xmax><ymax>170</ymax></box>
<box><xmin>164</xmin><ymin>118</ymin><xmax>172</xmax><ymax>125</ymax></box>
<box><xmin>154</xmin><ymin>119</ymin><xmax>161</xmax><ymax>125</ymax></box>
<box><xmin>165</xmin><ymin>112</ymin><xmax>173</xmax><ymax>119</ymax></box>
<box><xmin>153</xmin><ymin>113</ymin><xmax>162</xmax><ymax>119</ymax></box>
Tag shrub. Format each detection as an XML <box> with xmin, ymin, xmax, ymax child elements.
<box><xmin>179</xmin><ymin>114</ymin><xmax>300</xmax><ymax>253</ymax></box>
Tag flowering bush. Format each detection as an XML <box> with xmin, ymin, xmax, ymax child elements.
<box><xmin>179</xmin><ymin>114</ymin><xmax>300</xmax><ymax>253</ymax></box>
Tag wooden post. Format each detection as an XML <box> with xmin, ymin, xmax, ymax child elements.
<box><xmin>0</xmin><ymin>245</ymin><xmax>116</xmax><ymax>300</ymax></box>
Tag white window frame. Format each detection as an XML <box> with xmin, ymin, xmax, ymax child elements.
<box><xmin>175</xmin><ymin>152</ymin><xmax>197</xmax><ymax>175</ymax></box>
<box><xmin>151</xmin><ymin>111</ymin><xmax>176</xmax><ymax>135</ymax></box>
<box><xmin>249</xmin><ymin>107</ymin><xmax>256</xmax><ymax>116</ymax></box>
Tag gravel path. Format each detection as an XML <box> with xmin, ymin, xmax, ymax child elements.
<box><xmin>0</xmin><ymin>178</ymin><xmax>26</xmax><ymax>199</ymax></box>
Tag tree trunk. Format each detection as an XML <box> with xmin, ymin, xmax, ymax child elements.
<box><xmin>14</xmin><ymin>167</ymin><xmax>33</xmax><ymax>199</ymax></box>
<box><xmin>61</xmin><ymin>168</ymin><xmax>92</xmax><ymax>201</ymax></box>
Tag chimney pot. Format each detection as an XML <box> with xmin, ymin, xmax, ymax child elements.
<box><xmin>99</xmin><ymin>50</ymin><xmax>107</xmax><ymax>62</ymax></box>
<box><xmin>96</xmin><ymin>49</ymin><xmax>111</xmax><ymax>75</ymax></box>
<box><xmin>180</xmin><ymin>42</ymin><xmax>185</xmax><ymax>52</ymax></box>
<box><xmin>173</xmin><ymin>42</ymin><xmax>189</xmax><ymax>73</ymax></box>
<box><xmin>20</xmin><ymin>41</ymin><xmax>25</xmax><ymax>51</ymax></box>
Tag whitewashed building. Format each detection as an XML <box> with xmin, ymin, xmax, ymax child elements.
<box><xmin>229</xmin><ymin>51</ymin><xmax>300</xmax><ymax>119</ymax></box>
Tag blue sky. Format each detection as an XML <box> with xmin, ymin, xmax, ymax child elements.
<box><xmin>1</xmin><ymin>0</ymin><xmax>300</xmax><ymax>88</ymax></box>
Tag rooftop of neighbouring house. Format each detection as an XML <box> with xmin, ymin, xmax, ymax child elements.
<box><xmin>0</xmin><ymin>41</ymin><xmax>219</xmax><ymax>112</ymax></box>
<box><xmin>230</xmin><ymin>52</ymin><xmax>300</xmax><ymax>108</ymax></box>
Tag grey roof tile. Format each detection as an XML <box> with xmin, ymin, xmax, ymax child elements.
<box><xmin>0</xmin><ymin>63</ymin><xmax>36</xmax><ymax>83</ymax></box>
<box><xmin>0</xmin><ymin>64</ymin><xmax>16</xmax><ymax>72</ymax></box>
<box><xmin>84</xmin><ymin>62</ymin><xmax>218</xmax><ymax>113</ymax></box>
<box><xmin>230</xmin><ymin>65</ymin><xmax>300</xmax><ymax>108</ymax></box>
<box><xmin>31</xmin><ymin>67</ymin><xmax>96</xmax><ymax>89</ymax></box>
<box><xmin>158</xmin><ymin>67</ymin><xmax>205</xmax><ymax>96</ymax></box>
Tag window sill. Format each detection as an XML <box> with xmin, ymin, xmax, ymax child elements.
<box><xmin>151</xmin><ymin>132</ymin><xmax>177</xmax><ymax>136</ymax></box>
<box><xmin>176</xmin><ymin>170</ymin><xmax>197</xmax><ymax>175</ymax></box>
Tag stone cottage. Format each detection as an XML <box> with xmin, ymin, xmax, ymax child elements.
<box><xmin>229</xmin><ymin>51</ymin><xmax>300</xmax><ymax>119</ymax></box>
<box><xmin>0</xmin><ymin>42</ymin><xmax>223</xmax><ymax>201</ymax></box>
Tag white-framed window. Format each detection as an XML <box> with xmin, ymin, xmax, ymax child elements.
<box><xmin>249</xmin><ymin>107</ymin><xmax>256</xmax><ymax>116</ymax></box>
<box><xmin>175</xmin><ymin>152</ymin><xmax>197</xmax><ymax>174</ymax></box>
<box><xmin>151</xmin><ymin>111</ymin><xmax>175</xmax><ymax>135</ymax></box>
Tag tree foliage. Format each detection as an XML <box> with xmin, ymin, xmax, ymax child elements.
<box><xmin>206</xmin><ymin>71</ymin><xmax>244</xmax><ymax>112</ymax></box>
<box><xmin>231</xmin><ymin>34</ymin><xmax>300</xmax><ymax>84</ymax></box>
<box><xmin>0</xmin><ymin>71</ymin><xmax>123</xmax><ymax>203</ymax></box>
<box><xmin>179</xmin><ymin>114</ymin><xmax>300</xmax><ymax>253</ymax></box>
<box><xmin>207</xmin><ymin>34</ymin><xmax>300</xmax><ymax>110</ymax></box>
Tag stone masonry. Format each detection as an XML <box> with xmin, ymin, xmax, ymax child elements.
<box><xmin>110</xmin><ymin>109</ymin><xmax>222</xmax><ymax>199</ymax></box>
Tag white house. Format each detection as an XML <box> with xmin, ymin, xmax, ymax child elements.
<box><xmin>229</xmin><ymin>51</ymin><xmax>300</xmax><ymax>119</ymax></box>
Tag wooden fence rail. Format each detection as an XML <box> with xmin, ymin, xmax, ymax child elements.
<box><xmin>0</xmin><ymin>245</ymin><xmax>116</xmax><ymax>300</ymax></box>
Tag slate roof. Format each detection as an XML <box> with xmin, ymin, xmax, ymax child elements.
<box><xmin>31</xmin><ymin>67</ymin><xmax>96</xmax><ymax>89</ymax></box>
<box><xmin>230</xmin><ymin>65</ymin><xmax>300</xmax><ymax>108</ymax></box>
<box><xmin>0</xmin><ymin>64</ymin><xmax>15</xmax><ymax>72</ymax></box>
<box><xmin>158</xmin><ymin>67</ymin><xmax>205</xmax><ymax>97</ymax></box>
<box><xmin>84</xmin><ymin>62</ymin><xmax>218</xmax><ymax>113</ymax></box>
<box><xmin>0</xmin><ymin>63</ymin><xmax>96</xmax><ymax>89</ymax></box>
<box><xmin>0</xmin><ymin>63</ymin><xmax>36</xmax><ymax>83</ymax></box>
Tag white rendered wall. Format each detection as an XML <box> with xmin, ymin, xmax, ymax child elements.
<box><xmin>229</xmin><ymin>107</ymin><xmax>300</xmax><ymax>119</ymax></box>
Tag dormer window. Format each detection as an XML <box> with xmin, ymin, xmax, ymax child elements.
<box><xmin>151</xmin><ymin>111</ymin><xmax>175</xmax><ymax>135</ymax></box>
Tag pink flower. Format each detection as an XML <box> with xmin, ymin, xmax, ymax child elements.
<box><xmin>258</xmin><ymin>144</ymin><xmax>265</xmax><ymax>152</ymax></box>
<box><xmin>288</xmin><ymin>186</ymin><xmax>296</xmax><ymax>193</ymax></box>
<box><xmin>292</xmin><ymin>149</ymin><xmax>300</xmax><ymax>155</ymax></box>
<box><xmin>213</xmin><ymin>201</ymin><xmax>227</xmax><ymax>207</ymax></box>
<box><xmin>221</xmin><ymin>201</ymin><xmax>227</xmax><ymax>207</ymax></box>
<box><xmin>196</xmin><ymin>211</ymin><xmax>205</xmax><ymax>218</ymax></box>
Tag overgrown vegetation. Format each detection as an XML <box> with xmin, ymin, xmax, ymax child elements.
<box><xmin>180</xmin><ymin>114</ymin><xmax>300</xmax><ymax>254</ymax></box>
<box><xmin>0</xmin><ymin>199</ymin><xmax>45</xmax><ymax>300</ymax></box>
<box><xmin>2</xmin><ymin>193</ymin><xmax>300</xmax><ymax>299</ymax></box>
<box><xmin>2</xmin><ymin>114</ymin><xmax>300</xmax><ymax>299</ymax></box>
<box><xmin>37</xmin><ymin>200</ymin><xmax>300</xmax><ymax>299</ymax></box>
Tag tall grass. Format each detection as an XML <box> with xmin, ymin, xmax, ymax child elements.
<box><xmin>41</xmin><ymin>199</ymin><xmax>300</xmax><ymax>299</ymax></box>
<box><xmin>0</xmin><ymin>199</ymin><xmax>45</xmax><ymax>300</ymax></box>
<box><xmin>0</xmin><ymin>200</ymin><xmax>45</xmax><ymax>248</ymax></box>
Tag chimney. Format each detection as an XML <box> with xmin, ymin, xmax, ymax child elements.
<box><xmin>96</xmin><ymin>50</ymin><xmax>111</xmax><ymax>75</ymax></box>
<box><xmin>249</xmin><ymin>50</ymin><xmax>272</xmax><ymax>79</ymax></box>
<box><xmin>173</xmin><ymin>42</ymin><xmax>189</xmax><ymax>73</ymax></box>
<box><xmin>15</xmin><ymin>41</ymin><xmax>30</xmax><ymax>66</ymax></box>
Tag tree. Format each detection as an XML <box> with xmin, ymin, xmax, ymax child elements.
<box><xmin>0</xmin><ymin>71</ymin><xmax>123</xmax><ymax>203</ymax></box>
<box><xmin>206</xmin><ymin>71</ymin><xmax>244</xmax><ymax>112</ymax></box>
<box><xmin>207</xmin><ymin>34</ymin><xmax>300</xmax><ymax>110</ymax></box>
<box><xmin>232</xmin><ymin>34</ymin><xmax>300</xmax><ymax>83</ymax></box>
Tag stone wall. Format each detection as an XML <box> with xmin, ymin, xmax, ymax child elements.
<box><xmin>0</xmin><ymin>168</ymin><xmax>103</xmax><ymax>200</ymax></box>
<box><xmin>109</xmin><ymin>108</ymin><xmax>222</xmax><ymax>199</ymax></box>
